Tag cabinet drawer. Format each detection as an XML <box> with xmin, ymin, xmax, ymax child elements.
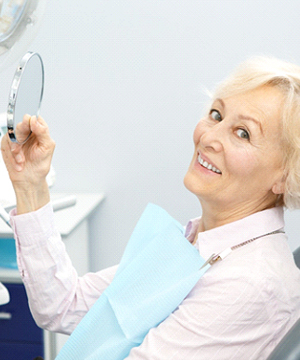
<box><xmin>0</xmin><ymin>283</ymin><xmax>43</xmax><ymax>343</ymax></box>
<box><xmin>0</xmin><ymin>238</ymin><xmax>17</xmax><ymax>269</ymax></box>
<box><xmin>0</xmin><ymin>342</ymin><xmax>44</xmax><ymax>360</ymax></box>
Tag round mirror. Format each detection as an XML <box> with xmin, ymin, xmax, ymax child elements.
<box><xmin>7</xmin><ymin>51</ymin><xmax>44</xmax><ymax>144</ymax></box>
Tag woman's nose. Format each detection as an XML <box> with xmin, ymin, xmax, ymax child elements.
<box><xmin>198</xmin><ymin>123</ymin><xmax>224</xmax><ymax>153</ymax></box>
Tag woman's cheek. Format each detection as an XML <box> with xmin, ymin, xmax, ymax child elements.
<box><xmin>193</xmin><ymin>121</ymin><xmax>203</xmax><ymax>144</ymax></box>
<box><xmin>229</xmin><ymin>151</ymin><xmax>255</xmax><ymax>178</ymax></box>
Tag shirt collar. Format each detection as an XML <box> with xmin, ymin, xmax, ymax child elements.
<box><xmin>185</xmin><ymin>206</ymin><xmax>285</xmax><ymax>260</ymax></box>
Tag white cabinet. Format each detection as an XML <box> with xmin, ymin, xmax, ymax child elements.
<box><xmin>0</xmin><ymin>193</ymin><xmax>104</xmax><ymax>360</ymax></box>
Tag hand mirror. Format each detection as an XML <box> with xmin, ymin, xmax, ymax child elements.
<box><xmin>7</xmin><ymin>51</ymin><xmax>44</xmax><ymax>144</ymax></box>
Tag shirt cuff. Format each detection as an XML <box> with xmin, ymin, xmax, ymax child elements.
<box><xmin>9</xmin><ymin>202</ymin><xmax>55</xmax><ymax>246</ymax></box>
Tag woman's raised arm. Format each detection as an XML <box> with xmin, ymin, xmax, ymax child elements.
<box><xmin>1</xmin><ymin>114</ymin><xmax>55</xmax><ymax>215</ymax></box>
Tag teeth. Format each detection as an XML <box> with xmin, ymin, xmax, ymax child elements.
<box><xmin>198</xmin><ymin>154</ymin><xmax>221</xmax><ymax>174</ymax></box>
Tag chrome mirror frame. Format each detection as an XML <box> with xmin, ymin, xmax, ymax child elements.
<box><xmin>7</xmin><ymin>51</ymin><xmax>44</xmax><ymax>144</ymax></box>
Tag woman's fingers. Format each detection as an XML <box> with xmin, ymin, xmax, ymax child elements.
<box><xmin>30</xmin><ymin>116</ymin><xmax>50</xmax><ymax>142</ymax></box>
<box><xmin>15</xmin><ymin>114</ymin><xmax>31</xmax><ymax>143</ymax></box>
<box><xmin>1</xmin><ymin>134</ymin><xmax>23</xmax><ymax>172</ymax></box>
<box><xmin>28</xmin><ymin>116</ymin><xmax>56</xmax><ymax>158</ymax></box>
<box><xmin>7</xmin><ymin>132</ymin><xmax>25</xmax><ymax>168</ymax></box>
<box><xmin>1</xmin><ymin>115</ymin><xmax>55</xmax><ymax>177</ymax></box>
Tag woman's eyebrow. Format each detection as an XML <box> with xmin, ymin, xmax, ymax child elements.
<box><xmin>214</xmin><ymin>98</ymin><xmax>226</xmax><ymax>108</ymax></box>
<box><xmin>237</xmin><ymin>114</ymin><xmax>263</xmax><ymax>135</ymax></box>
<box><xmin>214</xmin><ymin>98</ymin><xmax>263</xmax><ymax>135</ymax></box>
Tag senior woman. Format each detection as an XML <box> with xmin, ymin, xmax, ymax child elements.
<box><xmin>2</xmin><ymin>56</ymin><xmax>300</xmax><ymax>360</ymax></box>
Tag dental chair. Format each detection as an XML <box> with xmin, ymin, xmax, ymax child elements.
<box><xmin>266</xmin><ymin>246</ymin><xmax>300</xmax><ymax>360</ymax></box>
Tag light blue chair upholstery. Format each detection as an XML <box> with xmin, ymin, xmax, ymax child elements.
<box><xmin>266</xmin><ymin>246</ymin><xmax>300</xmax><ymax>360</ymax></box>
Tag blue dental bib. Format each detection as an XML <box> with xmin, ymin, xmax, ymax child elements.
<box><xmin>56</xmin><ymin>204</ymin><xmax>210</xmax><ymax>360</ymax></box>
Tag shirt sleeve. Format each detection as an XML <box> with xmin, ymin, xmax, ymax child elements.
<box><xmin>125</xmin><ymin>259</ymin><xmax>291</xmax><ymax>360</ymax></box>
<box><xmin>10</xmin><ymin>202</ymin><xmax>118</xmax><ymax>335</ymax></box>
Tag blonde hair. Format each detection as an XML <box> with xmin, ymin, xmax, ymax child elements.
<box><xmin>210</xmin><ymin>56</ymin><xmax>300</xmax><ymax>209</ymax></box>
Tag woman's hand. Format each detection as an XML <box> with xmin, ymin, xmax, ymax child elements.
<box><xmin>1</xmin><ymin>115</ymin><xmax>56</xmax><ymax>214</ymax></box>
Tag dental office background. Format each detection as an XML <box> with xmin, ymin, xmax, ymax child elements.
<box><xmin>0</xmin><ymin>0</ymin><xmax>299</xmax><ymax>272</ymax></box>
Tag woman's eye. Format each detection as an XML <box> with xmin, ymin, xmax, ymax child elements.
<box><xmin>209</xmin><ymin>109</ymin><xmax>222</xmax><ymax>121</ymax></box>
<box><xmin>237</xmin><ymin>128</ymin><xmax>250</xmax><ymax>140</ymax></box>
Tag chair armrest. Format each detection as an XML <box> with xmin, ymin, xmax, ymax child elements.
<box><xmin>267</xmin><ymin>318</ymin><xmax>300</xmax><ymax>360</ymax></box>
<box><xmin>293</xmin><ymin>246</ymin><xmax>300</xmax><ymax>269</ymax></box>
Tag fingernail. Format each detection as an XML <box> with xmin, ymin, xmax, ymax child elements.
<box><xmin>15</xmin><ymin>164</ymin><xmax>22</xmax><ymax>171</ymax></box>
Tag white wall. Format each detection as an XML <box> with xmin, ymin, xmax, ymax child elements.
<box><xmin>1</xmin><ymin>0</ymin><xmax>300</xmax><ymax>270</ymax></box>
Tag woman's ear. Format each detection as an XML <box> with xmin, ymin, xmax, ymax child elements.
<box><xmin>272</xmin><ymin>173</ymin><xmax>286</xmax><ymax>195</ymax></box>
<box><xmin>272</xmin><ymin>182</ymin><xmax>285</xmax><ymax>195</ymax></box>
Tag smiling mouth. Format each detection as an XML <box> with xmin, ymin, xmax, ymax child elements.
<box><xmin>197</xmin><ymin>154</ymin><xmax>222</xmax><ymax>174</ymax></box>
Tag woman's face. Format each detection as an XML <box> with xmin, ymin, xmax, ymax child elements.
<box><xmin>184</xmin><ymin>85</ymin><xmax>286</xmax><ymax>213</ymax></box>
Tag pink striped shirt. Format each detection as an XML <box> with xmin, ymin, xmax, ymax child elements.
<box><xmin>10</xmin><ymin>203</ymin><xmax>300</xmax><ymax>359</ymax></box>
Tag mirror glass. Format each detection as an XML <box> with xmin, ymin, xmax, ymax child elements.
<box><xmin>7</xmin><ymin>51</ymin><xmax>44</xmax><ymax>144</ymax></box>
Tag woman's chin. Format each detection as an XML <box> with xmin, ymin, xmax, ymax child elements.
<box><xmin>183</xmin><ymin>171</ymin><xmax>204</xmax><ymax>196</ymax></box>
<box><xmin>183</xmin><ymin>171</ymin><xmax>193</xmax><ymax>191</ymax></box>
